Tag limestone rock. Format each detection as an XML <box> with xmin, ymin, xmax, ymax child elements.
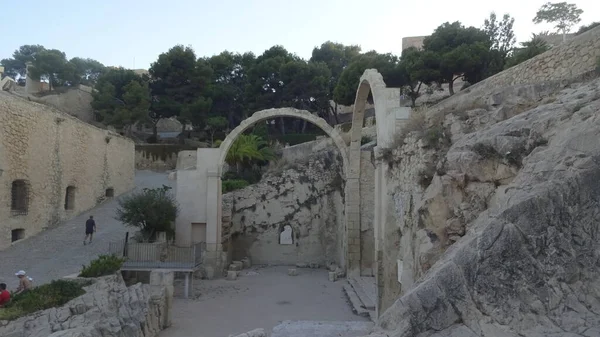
<box><xmin>0</xmin><ymin>274</ymin><xmax>168</xmax><ymax>337</ymax></box>
<box><xmin>371</xmin><ymin>73</ymin><xmax>600</xmax><ymax>337</ymax></box>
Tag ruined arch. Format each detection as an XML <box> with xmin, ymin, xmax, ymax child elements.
<box><xmin>216</xmin><ymin>107</ymin><xmax>350</xmax><ymax>271</ymax></box>
<box><xmin>346</xmin><ymin>69</ymin><xmax>409</xmax><ymax>317</ymax></box>
<box><xmin>218</xmin><ymin>107</ymin><xmax>349</xmax><ymax>176</ymax></box>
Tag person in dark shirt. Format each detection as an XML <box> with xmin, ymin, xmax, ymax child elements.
<box><xmin>84</xmin><ymin>215</ymin><xmax>96</xmax><ymax>245</ymax></box>
<box><xmin>0</xmin><ymin>283</ymin><xmax>10</xmax><ymax>307</ymax></box>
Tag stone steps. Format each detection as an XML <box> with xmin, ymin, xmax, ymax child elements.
<box><xmin>271</xmin><ymin>320</ymin><xmax>374</xmax><ymax>337</ymax></box>
<box><xmin>343</xmin><ymin>277</ymin><xmax>376</xmax><ymax>322</ymax></box>
<box><xmin>348</xmin><ymin>277</ymin><xmax>375</xmax><ymax>310</ymax></box>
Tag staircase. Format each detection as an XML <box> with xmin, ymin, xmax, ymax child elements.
<box><xmin>343</xmin><ymin>276</ymin><xmax>377</xmax><ymax>322</ymax></box>
<box><xmin>271</xmin><ymin>320</ymin><xmax>374</xmax><ymax>337</ymax></box>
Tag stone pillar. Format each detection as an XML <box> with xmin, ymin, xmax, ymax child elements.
<box><xmin>150</xmin><ymin>270</ymin><xmax>174</xmax><ymax>328</ymax></box>
<box><xmin>346</xmin><ymin>177</ymin><xmax>361</xmax><ymax>277</ymax></box>
<box><xmin>204</xmin><ymin>170</ymin><xmax>223</xmax><ymax>275</ymax></box>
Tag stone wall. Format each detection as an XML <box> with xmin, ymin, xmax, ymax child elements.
<box><xmin>135</xmin><ymin>144</ymin><xmax>197</xmax><ymax>171</ymax></box>
<box><xmin>222</xmin><ymin>148</ymin><xmax>346</xmax><ymax>266</ymax></box>
<box><xmin>32</xmin><ymin>86</ymin><xmax>95</xmax><ymax>123</ymax></box>
<box><xmin>0</xmin><ymin>92</ymin><xmax>134</xmax><ymax>250</ymax></box>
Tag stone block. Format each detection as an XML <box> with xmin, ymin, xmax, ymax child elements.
<box><xmin>229</xmin><ymin>263</ymin><xmax>242</xmax><ymax>271</ymax></box>
<box><xmin>227</xmin><ymin>271</ymin><xmax>238</xmax><ymax>280</ymax></box>
<box><xmin>288</xmin><ymin>269</ymin><xmax>298</xmax><ymax>276</ymax></box>
<box><xmin>232</xmin><ymin>260</ymin><xmax>244</xmax><ymax>269</ymax></box>
<box><xmin>329</xmin><ymin>272</ymin><xmax>337</xmax><ymax>282</ymax></box>
<box><xmin>309</xmin><ymin>262</ymin><xmax>320</xmax><ymax>269</ymax></box>
<box><xmin>296</xmin><ymin>262</ymin><xmax>308</xmax><ymax>268</ymax></box>
<box><xmin>242</xmin><ymin>257</ymin><xmax>252</xmax><ymax>269</ymax></box>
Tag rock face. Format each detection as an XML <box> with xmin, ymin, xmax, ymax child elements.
<box><xmin>222</xmin><ymin>148</ymin><xmax>346</xmax><ymax>266</ymax></box>
<box><xmin>0</xmin><ymin>274</ymin><xmax>169</xmax><ymax>337</ymax></box>
<box><xmin>370</xmin><ymin>75</ymin><xmax>600</xmax><ymax>336</ymax></box>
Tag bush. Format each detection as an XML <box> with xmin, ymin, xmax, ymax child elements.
<box><xmin>222</xmin><ymin>179</ymin><xmax>250</xmax><ymax>193</ymax></box>
<box><xmin>116</xmin><ymin>185</ymin><xmax>178</xmax><ymax>240</ymax></box>
<box><xmin>0</xmin><ymin>280</ymin><xmax>88</xmax><ymax>321</ymax></box>
<box><xmin>79</xmin><ymin>254</ymin><xmax>125</xmax><ymax>278</ymax></box>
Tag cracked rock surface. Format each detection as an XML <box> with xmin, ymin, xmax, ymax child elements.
<box><xmin>0</xmin><ymin>274</ymin><xmax>167</xmax><ymax>337</ymax></box>
<box><xmin>371</xmin><ymin>78</ymin><xmax>600</xmax><ymax>337</ymax></box>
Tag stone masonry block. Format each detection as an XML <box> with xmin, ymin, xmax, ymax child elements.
<box><xmin>232</xmin><ymin>260</ymin><xmax>244</xmax><ymax>270</ymax></box>
<box><xmin>288</xmin><ymin>269</ymin><xmax>298</xmax><ymax>276</ymax></box>
<box><xmin>229</xmin><ymin>263</ymin><xmax>242</xmax><ymax>271</ymax></box>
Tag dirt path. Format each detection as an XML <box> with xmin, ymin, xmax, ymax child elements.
<box><xmin>160</xmin><ymin>266</ymin><xmax>369</xmax><ymax>337</ymax></box>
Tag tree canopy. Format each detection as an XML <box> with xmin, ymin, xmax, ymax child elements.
<box><xmin>533</xmin><ymin>2</ymin><xmax>583</xmax><ymax>41</ymax></box>
<box><xmin>0</xmin><ymin>45</ymin><xmax>105</xmax><ymax>88</ymax></box>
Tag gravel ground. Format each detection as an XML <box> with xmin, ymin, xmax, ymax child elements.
<box><xmin>161</xmin><ymin>266</ymin><xmax>369</xmax><ymax>337</ymax></box>
<box><xmin>0</xmin><ymin>170</ymin><xmax>172</xmax><ymax>288</ymax></box>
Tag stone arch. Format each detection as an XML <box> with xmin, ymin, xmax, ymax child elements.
<box><xmin>346</xmin><ymin>69</ymin><xmax>408</xmax><ymax>317</ymax></box>
<box><xmin>216</xmin><ymin>107</ymin><xmax>350</xmax><ymax>272</ymax></box>
<box><xmin>218</xmin><ymin>107</ymin><xmax>349</xmax><ymax>176</ymax></box>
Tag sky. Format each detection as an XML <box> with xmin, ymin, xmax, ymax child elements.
<box><xmin>2</xmin><ymin>0</ymin><xmax>598</xmax><ymax>70</ymax></box>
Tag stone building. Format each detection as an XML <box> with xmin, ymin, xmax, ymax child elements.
<box><xmin>0</xmin><ymin>91</ymin><xmax>135</xmax><ymax>250</ymax></box>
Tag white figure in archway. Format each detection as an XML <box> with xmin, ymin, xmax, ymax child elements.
<box><xmin>280</xmin><ymin>225</ymin><xmax>293</xmax><ymax>245</ymax></box>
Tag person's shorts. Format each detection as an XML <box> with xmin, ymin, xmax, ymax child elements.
<box><xmin>85</xmin><ymin>230</ymin><xmax>94</xmax><ymax>235</ymax></box>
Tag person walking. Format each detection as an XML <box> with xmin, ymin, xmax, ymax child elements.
<box><xmin>84</xmin><ymin>215</ymin><xmax>96</xmax><ymax>245</ymax></box>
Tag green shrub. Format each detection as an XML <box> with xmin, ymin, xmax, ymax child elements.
<box><xmin>79</xmin><ymin>255</ymin><xmax>124</xmax><ymax>278</ymax></box>
<box><xmin>222</xmin><ymin>179</ymin><xmax>250</xmax><ymax>193</ymax></box>
<box><xmin>0</xmin><ymin>280</ymin><xmax>88</xmax><ymax>321</ymax></box>
<box><xmin>116</xmin><ymin>185</ymin><xmax>178</xmax><ymax>239</ymax></box>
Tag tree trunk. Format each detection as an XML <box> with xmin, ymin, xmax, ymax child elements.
<box><xmin>279</xmin><ymin>117</ymin><xmax>286</xmax><ymax>135</ymax></box>
<box><xmin>152</xmin><ymin>121</ymin><xmax>158</xmax><ymax>142</ymax></box>
<box><xmin>448</xmin><ymin>80</ymin><xmax>455</xmax><ymax>96</ymax></box>
<box><xmin>331</xmin><ymin>104</ymin><xmax>339</xmax><ymax>125</ymax></box>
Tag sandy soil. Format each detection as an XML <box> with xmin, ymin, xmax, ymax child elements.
<box><xmin>160</xmin><ymin>266</ymin><xmax>368</xmax><ymax>337</ymax></box>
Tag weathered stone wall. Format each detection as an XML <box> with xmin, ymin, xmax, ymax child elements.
<box><xmin>135</xmin><ymin>144</ymin><xmax>197</xmax><ymax>171</ymax></box>
<box><xmin>0</xmin><ymin>92</ymin><xmax>134</xmax><ymax>250</ymax></box>
<box><xmin>279</xmin><ymin>137</ymin><xmax>334</xmax><ymax>163</ymax></box>
<box><xmin>223</xmin><ymin>148</ymin><xmax>346</xmax><ymax>266</ymax></box>
<box><xmin>32</xmin><ymin>86</ymin><xmax>95</xmax><ymax>123</ymax></box>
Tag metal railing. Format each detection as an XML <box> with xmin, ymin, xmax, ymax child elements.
<box><xmin>108</xmin><ymin>239</ymin><xmax>205</xmax><ymax>270</ymax></box>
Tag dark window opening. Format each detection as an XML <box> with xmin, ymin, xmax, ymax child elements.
<box><xmin>11</xmin><ymin>228</ymin><xmax>25</xmax><ymax>242</ymax></box>
<box><xmin>11</xmin><ymin>180</ymin><xmax>29</xmax><ymax>215</ymax></box>
<box><xmin>105</xmin><ymin>188</ymin><xmax>115</xmax><ymax>198</ymax></box>
<box><xmin>65</xmin><ymin>186</ymin><xmax>76</xmax><ymax>210</ymax></box>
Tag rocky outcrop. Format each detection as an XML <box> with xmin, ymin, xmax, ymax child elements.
<box><xmin>0</xmin><ymin>274</ymin><xmax>169</xmax><ymax>337</ymax></box>
<box><xmin>371</xmin><ymin>76</ymin><xmax>600</xmax><ymax>336</ymax></box>
<box><xmin>222</xmin><ymin>148</ymin><xmax>346</xmax><ymax>267</ymax></box>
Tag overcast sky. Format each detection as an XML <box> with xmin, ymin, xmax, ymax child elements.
<box><xmin>2</xmin><ymin>0</ymin><xmax>598</xmax><ymax>69</ymax></box>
